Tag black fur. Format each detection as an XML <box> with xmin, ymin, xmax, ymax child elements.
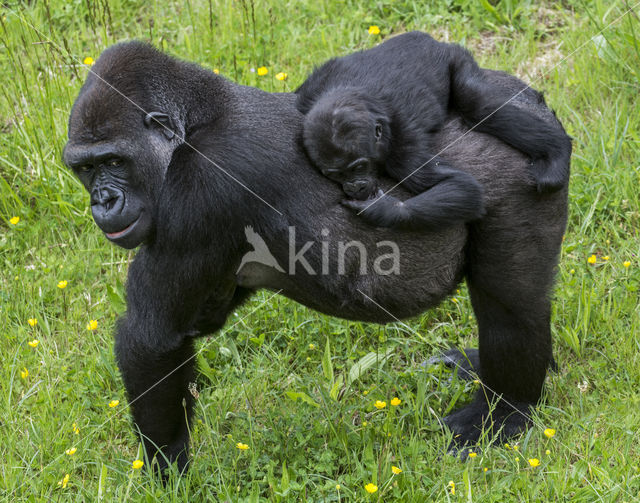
<box><xmin>296</xmin><ymin>32</ymin><xmax>572</xmax><ymax>230</ymax></box>
<box><xmin>63</xmin><ymin>41</ymin><xmax>569</xmax><ymax>474</ymax></box>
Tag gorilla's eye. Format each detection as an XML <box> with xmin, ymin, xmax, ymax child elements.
<box><xmin>323</xmin><ymin>168</ymin><xmax>340</xmax><ymax>178</ymax></box>
<box><xmin>107</xmin><ymin>158</ymin><xmax>122</xmax><ymax>168</ymax></box>
<box><xmin>78</xmin><ymin>165</ymin><xmax>92</xmax><ymax>173</ymax></box>
<box><xmin>375</xmin><ymin>123</ymin><xmax>383</xmax><ymax>140</ymax></box>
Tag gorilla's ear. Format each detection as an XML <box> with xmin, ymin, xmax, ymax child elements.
<box><xmin>144</xmin><ymin>111</ymin><xmax>179</xmax><ymax>140</ymax></box>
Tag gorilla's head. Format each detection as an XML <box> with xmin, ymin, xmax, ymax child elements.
<box><xmin>302</xmin><ymin>88</ymin><xmax>390</xmax><ymax>200</ymax></box>
<box><xmin>63</xmin><ymin>42</ymin><xmax>196</xmax><ymax>248</ymax></box>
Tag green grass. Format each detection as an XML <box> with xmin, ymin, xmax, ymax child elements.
<box><xmin>1</xmin><ymin>0</ymin><xmax>639</xmax><ymax>501</ymax></box>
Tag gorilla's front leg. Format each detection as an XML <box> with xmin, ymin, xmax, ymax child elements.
<box><xmin>192</xmin><ymin>286</ymin><xmax>254</xmax><ymax>336</ymax></box>
<box><xmin>114</xmin><ymin>250</ymin><xmax>240</xmax><ymax>475</ymax></box>
<box><xmin>115</xmin><ymin>317</ymin><xmax>196</xmax><ymax>474</ymax></box>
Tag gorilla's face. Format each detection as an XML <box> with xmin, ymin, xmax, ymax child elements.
<box><xmin>303</xmin><ymin>90</ymin><xmax>390</xmax><ymax>200</ymax></box>
<box><xmin>63</xmin><ymin>97</ymin><xmax>177</xmax><ymax>249</ymax></box>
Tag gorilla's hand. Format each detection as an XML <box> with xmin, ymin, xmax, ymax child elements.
<box><xmin>342</xmin><ymin>190</ymin><xmax>407</xmax><ymax>228</ymax></box>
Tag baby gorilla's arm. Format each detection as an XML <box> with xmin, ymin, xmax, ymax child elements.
<box><xmin>342</xmin><ymin>166</ymin><xmax>484</xmax><ymax>231</ymax></box>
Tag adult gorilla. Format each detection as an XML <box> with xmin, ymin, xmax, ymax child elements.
<box><xmin>63</xmin><ymin>41</ymin><xmax>568</xmax><ymax>472</ymax></box>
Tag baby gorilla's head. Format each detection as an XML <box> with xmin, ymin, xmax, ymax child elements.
<box><xmin>303</xmin><ymin>88</ymin><xmax>390</xmax><ymax>200</ymax></box>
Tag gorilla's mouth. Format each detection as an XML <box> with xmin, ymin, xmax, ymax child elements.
<box><xmin>105</xmin><ymin>216</ymin><xmax>139</xmax><ymax>239</ymax></box>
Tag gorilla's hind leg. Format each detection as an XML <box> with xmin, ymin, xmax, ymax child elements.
<box><xmin>443</xmin><ymin>284</ymin><xmax>551</xmax><ymax>448</ymax></box>
<box><xmin>442</xmin><ymin>187</ymin><xmax>564</xmax><ymax>448</ymax></box>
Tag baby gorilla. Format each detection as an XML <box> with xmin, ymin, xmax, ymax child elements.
<box><xmin>302</xmin><ymin>88</ymin><xmax>484</xmax><ymax>230</ymax></box>
<box><xmin>297</xmin><ymin>31</ymin><xmax>572</xmax><ymax>230</ymax></box>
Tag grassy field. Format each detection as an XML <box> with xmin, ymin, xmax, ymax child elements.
<box><xmin>1</xmin><ymin>0</ymin><xmax>639</xmax><ymax>501</ymax></box>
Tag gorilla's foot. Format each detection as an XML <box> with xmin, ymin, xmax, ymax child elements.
<box><xmin>443</xmin><ymin>394</ymin><xmax>532</xmax><ymax>456</ymax></box>
<box><xmin>145</xmin><ymin>442</ymin><xmax>190</xmax><ymax>481</ymax></box>
<box><xmin>426</xmin><ymin>347</ymin><xmax>480</xmax><ymax>381</ymax></box>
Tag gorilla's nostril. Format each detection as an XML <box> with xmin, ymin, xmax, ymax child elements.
<box><xmin>104</xmin><ymin>196</ymin><xmax>118</xmax><ymax>212</ymax></box>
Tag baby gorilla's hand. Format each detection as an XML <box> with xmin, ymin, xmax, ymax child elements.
<box><xmin>342</xmin><ymin>188</ymin><xmax>386</xmax><ymax>211</ymax></box>
<box><xmin>341</xmin><ymin>190</ymin><xmax>408</xmax><ymax>228</ymax></box>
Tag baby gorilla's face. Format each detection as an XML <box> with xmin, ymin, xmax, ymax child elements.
<box><xmin>324</xmin><ymin>156</ymin><xmax>377</xmax><ymax>200</ymax></box>
<box><xmin>303</xmin><ymin>90</ymin><xmax>388</xmax><ymax>200</ymax></box>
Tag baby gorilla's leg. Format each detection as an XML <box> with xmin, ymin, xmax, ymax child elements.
<box><xmin>448</xmin><ymin>46</ymin><xmax>571</xmax><ymax>193</ymax></box>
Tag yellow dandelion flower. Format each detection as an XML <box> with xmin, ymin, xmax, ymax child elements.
<box><xmin>28</xmin><ymin>339</ymin><xmax>39</xmax><ymax>348</ymax></box>
<box><xmin>504</xmin><ymin>443</ymin><xmax>511</xmax><ymax>450</ymax></box>
<box><xmin>528</xmin><ymin>458</ymin><xmax>540</xmax><ymax>467</ymax></box>
<box><xmin>9</xmin><ymin>216</ymin><xmax>19</xmax><ymax>225</ymax></box>
<box><xmin>545</xmin><ymin>449</ymin><xmax>551</xmax><ymax>455</ymax></box>
<box><xmin>468</xmin><ymin>452</ymin><xmax>477</xmax><ymax>458</ymax></box>
<box><xmin>362</xmin><ymin>421</ymin><xmax>368</xmax><ymax>426</ymax></box>
<box><xmin>448</xmin><ymin>480</ymin><xmax>455</xmax><ymax>495</ymax></box>
<box><xmin>452</xmin><ymin>297</ymin><xmax>458</xmax><ymax>303</ymax></box>
<box><xmin>132</xmin><ymin>459</ymin><xmax>144</xmax><ymax>469</ymax></box>
<box><xmin>364</xmin><ymin>482</ymin><xmax>378</xmax><ymax>494</ymax></box>
<box><xmin>623</xmin><ymin>261</ymin><xmax>631</xmax><ymax>268</ymax></box>
<box><xmin>27</xmin><ymin>318</ymin><xmax>37</xmax><ymax>327</ymax></box>
<box><xmin>20</xmin><ymin>367</ymin><xmax>29</xmax><ymax>379</ymax></box>
<box><xmin>391</xmin><ymin>465</ymin><xmax>402</xmax><ymax>474</ymax></box>
<box><xmin>213</xmin><ymin>68</ymin><xmax>220</xmax><ymax>74</ymax></box>
<box><xmin>368</xmin><ymin>25</ymin><xmax>380</xmax><ymax>35</ymax></box>
<box><xmin>570</xmin><ymin>268</ymin><xmax>575</xmax><ymax>274</ymax></box>
<box><xmin>83</xmin><ymin>57</ymin><xmax>94</xmax><ymax>66</ymax></box>
<box><xmin>602</xmin><ymin>255</ymin><xmax>609</xmax><ymax>261</ymax></box>
<box><xmin>65</xmin><ymin>447</ymin><xmax>77</xmax><ymax>456</ymax></box>
<box><xmin>543</xmin><ymin>428</ymin><xmax>555</xmax><ymax>439</ymax></box>
<box><xmin>336</xmin><ymin>484</ymin><xmax>341</xmax><ymax>490</ymax></box>
<box><xmin>86</xmin><ymin>319</ymin><xmax>98</xmax><ymax>331</ymax></box>
<box><xmin>483</xmin><ymin>467</ymin><xmax>488</xmax><ymax>472</ymax></box>
<box><xmin>515</xmin><ymin>457</ymin><xmax>520</xmax><ymax>462</ymax></box>
<box><xmin>363</xmin><ymin>390</ymin><xmax>368</xmax><ymax>396</ymax></box>
<box><xmin>72</xmin><ymin>423</ymin><xmax>80</xmax><ymax>434</ymax></box>
<box><xmin>257</xmin><ymin>66</ymin><xmax>268</xmax><ymax>76</ymax></box>
<box><xmin>236</xmin><ymin>442</ymin><xmax>249</xmax><ymax>450</ymax></box>
<box><xmin>57</xmin><ymin>280</ymin><xmax>68</xmax><ymax>289</ymax></box>
<box><xmin>374</xmin><ymin>400</ymin><xmax>386</xmax><ymax>409</ymax></box>
<box><xmin>309</xmin><ymin>343</ymin><xmax>315</xmax><ymax>350</ymax></box>
<box><xmin>390</xmin><ymin>397</ymin><xmax>401</xmax><ymax>406</ymax></box>
<box><xmin>473</xmin><ymin>379</ymin><xmax>480</xmax><ymax>384</ymax></box>
<box><xmin>513</xmin><ymin>445</ymin><xmax>519</xmax><ymax>451</ymax></box>
<box><xmin>108</xmin><ymin>400</ymin><xmax>119</xmax><ymax>408</ymax></box>
<box><xmin>275</xmin><ymin>72</ymin><xmax>288</xmax><ymax>81</ymax></box>
<box><xmin>58</xmin><ymin>473</ymin><xmax>70</xmax><ymax>488</ymax></box>
<box><xmin>587</xmin><ymin>254</ymin><xmax>597</xmax><ymax>264</ymax></box>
